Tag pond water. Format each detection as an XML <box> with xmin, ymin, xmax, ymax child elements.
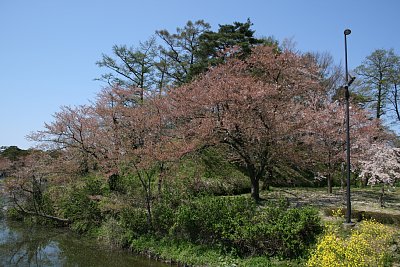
<box><xmin>0</xmin><ymin>211</ymin><xmax>168</xmax><ymax>267</ymax></box>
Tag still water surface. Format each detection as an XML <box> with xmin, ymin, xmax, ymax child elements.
<box><xmin>0</xmin><ymin>215</ymin><xmax>168</xmax><ymax>267</ymax></box>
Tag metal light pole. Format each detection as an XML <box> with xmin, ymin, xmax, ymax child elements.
<box><xmin>344</xmin><ymin>28</ymin><xmax>354</xmax><ymax>224</ymax></box>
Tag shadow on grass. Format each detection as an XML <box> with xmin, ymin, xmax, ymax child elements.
<box><xmin>323</xmin><ymin>207</ymin><xmax>400</xmax><ymax>225</ymax></box>
<box><xmin>262</xmin><ymin>186</ymin><xmax>400</xmax><ymax>220</ymax></box>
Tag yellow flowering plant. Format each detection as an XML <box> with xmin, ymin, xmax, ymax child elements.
<box><xmin>307</xmin><ymin>219</ymin><xmax>396</xmax><ymax>267</ymax></box>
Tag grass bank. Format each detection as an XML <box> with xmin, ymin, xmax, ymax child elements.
<box><xmin>129</xmin><ymin>236</ymin><xmax>305</xmax><ymax>267</ymax></box>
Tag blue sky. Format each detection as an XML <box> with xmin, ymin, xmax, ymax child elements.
<box><xmin>1</xmin><ymin>0</ymin><xmax>399</xmax><ymax>149</ymax></box>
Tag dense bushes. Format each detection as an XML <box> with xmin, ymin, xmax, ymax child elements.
<box><xmin>93</xmin><ymin>193</ymin><xmax>322</xmax><ymax>258</ymax></box>
<box><xmin>151</xmin><ymin>198</ymin><xmax>176</xmax><ymax>236</ymax></box>
<box><xmin>60</xmin><ymin>176</ymin><xmax>105</xmax><ymax>233</ymax></box>
<box><xmin>170</xmin><ymin>196</ymin><xmax>322</xmax><ymax>258</ymax></box>
<box><xmin>95</xmin><ymin>194</ymin><xmax>323</xmax><ymax>259</ymax></box>
<box><xmin>173</xmin><ymin>196</ymin><xmax>256</xmax><ymax>246</ymax></box>
<box><xmin>119</xmin><ymin>207</ymin><xmax>150</xmax><ymax>238</ymax></box>
<box><xmin>61</xmin><ymin>188</ymin><xmax>102</xmax><ymax>232</ymax></box>
<box><xmin>238</xmin><ymin>204</ymin><xmax>323</xmax><ymax>258</ymax></box>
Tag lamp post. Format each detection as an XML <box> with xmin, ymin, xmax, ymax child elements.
<box><xmin>344</xmin><ymin>28</ymin><xmax>354</xmax><ymax>224</ymax></box>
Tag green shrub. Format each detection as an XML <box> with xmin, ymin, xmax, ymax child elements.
<box><xmin>152</xmin><ymin>199</ymin><xmax>176</xmax><ymax>236</ymax></box>
<box><xmin>128</xmin><ymin>236</ymin><xmax>272</xmax><ymax>267</ymax></box>
<box><xmin>173</xmin><ymin>196</ymin><xmax>256</xmax><ymax>245</ymax></box>
<box><xmin>119</xmin><ymin>206</ymin><xmax>150</xmax><ymax>239</ymax></box>
<box><xmin>57</xmin><ymin>176</ymin><xmax>109</xmax><ymax>233</ymax></box>
<box><xmin>238</xmin><ymin>205</ymin><xmax>322</xmax><ymax>258</ymax></box>
<box><xmin>172</xmin><ymin>196</ymin><xmax>322</xmax><ymax>258</ymax></box>
<box><xmin>98</xmin><ymin>216</ymin><xmax>127</xmax><ymax>248</ymax></box>
<box><xmin>6</xmin><ymin>207</ymin><xmax>24</xmax><ymax>221</ymax></box>
<box><xmin>107</xmin><ymin>173</ymin><xmax>137</xmax><ymax>194</ymax></box>
<box><xmin>61</xmin><ymin>187</ymin><xmax>102</xmax><ymax>233</ymax></box>
<box><xmin>83</xmin><ymin>175</ymin><xmax>107</xmax><ymax>195</ymax></box>
<box><xmin>222</xmin><ymin>200</ymin><xmax>322</xmax><ymax>258</ymax></box>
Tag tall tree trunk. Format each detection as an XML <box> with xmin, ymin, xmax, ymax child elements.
<box><xmin>250</xmin><ymin>176</ymin><xmax>260</xmax><ymax>202</ymax></box>
<box><xmin>248</xmin><ymin>162</ymin><xmax>265</xmax><ymax>202</ymax></box>
<box><xmin>377</xmin><ymin>72</ymin><xmax>383</xmax><ymax>119</ymax></box>
<box><xmin>394</xmin><ymin>83</ymin><xmax>400</xmax><ymax>122</ymax></box>
<box><xmin>362</xmin><ymin>176</ymin><xmax>369</xmax><ymax>187</ymax></box>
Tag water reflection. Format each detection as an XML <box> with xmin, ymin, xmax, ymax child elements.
<box><xmin>0</xmin><ymin>220</ymin><xmax>63</xmax><ymax>266</ymax></box>
<box><xmin>0</xmin><ymin>219</ymin><xmax>167</xmax><ymax>267</ymax></box>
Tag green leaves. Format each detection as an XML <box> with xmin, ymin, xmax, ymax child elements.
<box><xmin>171</xmin><ymin>196</ymin><xmax>322</xmax><ymax>258</ymax></box>
<box><xmin>355</xmin><ymin>48</ymin><xmax>400</xmax><ymax>119</ymax></box>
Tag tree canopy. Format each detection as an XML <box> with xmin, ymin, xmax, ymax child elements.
<box><xmin>22</xmin><ymin>20</ymin><xmax>397</xmax><ymax>203</ymax></box>
<box><xmin>355</xmin><ymin>48</ymin><xmax>400</xmax><ymax>120</ymax></box>
<box><xmin>97</xmin><ymin>19</ymin><xmax>267</xmax><ymax>91</ymax></box>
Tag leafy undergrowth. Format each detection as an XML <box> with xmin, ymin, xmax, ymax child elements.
<box><xmin>129</xmin><ymin>236</ymin><xmax>305</xmax><ymax>267</ymax></box>
<box><xmin>96</xmin><ymin>195</ymin><xmax>322</xmax><ymax>267</ymax></box>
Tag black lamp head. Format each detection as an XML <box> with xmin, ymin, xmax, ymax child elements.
<box><xmin>344</xmin><ymin>29</ymin><xmax>351</xmax><ymax>35</ymax></box>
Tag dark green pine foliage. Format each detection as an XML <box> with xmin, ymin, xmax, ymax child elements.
<box><xmin>0</xmin><ymin>146</ymin><xmax>29</xmax><ymax>161</ymax></box>
<box><xmin>189</xmin><ymin>19</ymin><xmax>264</xmax><ymax>79</ymax></box>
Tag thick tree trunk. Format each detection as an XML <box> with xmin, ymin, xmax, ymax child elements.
<box><xmin>250</xmin><ymin>176</ymin><xmax>260</xmax><ymax>202</ymax></box>
<box><xmin>362</xmin><ymin>176</ymin><xmax>369</xmax><ymax>187</ymax></box>
<box><xmin>394</xmin><ymin>83</ymin><xmax>400</xmax><ymax>122</ymax></box>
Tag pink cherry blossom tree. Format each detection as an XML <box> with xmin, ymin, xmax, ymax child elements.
<box><xmin>165</xmin><ymin>45</ymin><xmax>325</xmax><ymax>201</ymax></box>
<box><xmin>358</xmin><ymin>142</ymin><xmax>400</xmax><ymax>206</ymax></box>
